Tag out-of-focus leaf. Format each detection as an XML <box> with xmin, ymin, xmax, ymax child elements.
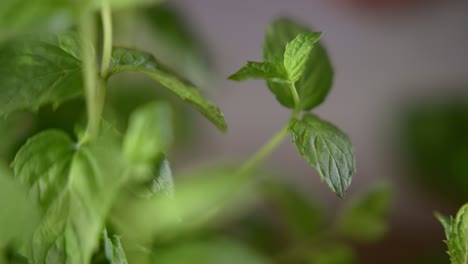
<box><xmin>337</xmin><ymin>184</ymin><xmax>391</xmax><ymax>242</ymax></box>
<box><xmin>263</xmin><ymin>18</ymin><xmax>333</xmax><ymax>110</ymax></box>
<box><xmin>0</xmin><ymin>33</ymin><xmax>83</xmax><ymax>117</ymax></box>
<box><xmin>289</xmin><ymin>114</ymin><xmax>355</xmax><ymax>197</ymax></box>
<box><xmin>436</xmin><ymin>203</ymin><xmax>468</xmax><ymax>264</ymax></box>
<box><xmin>262</xmin><ymin>178</ymin><xmax>323</xmax><ymax>241</ymax></box>
<box><xmin>12</xmin><ymin>129</ymin><xmax>125</xmax><ymax>264</ymax></box>
<box><xmin>143</xmin><ymin>3</ymin><xmax>212</xmax><ymax>86</ymax></box>
<box><xmin>401</xmin><ymin>100</ymin><xmax>468</xmax><ymax>202</ymax></box>
<box><xmin>152</xmin><ymin>238</ymin><xmax>271</xmax><ymax>264</ymax></box>
<box><xmin>0</xmin><ymin>164</ymin><xmax>39</xmax><ymax>250</ymax></box>
<box><xmin>309</xmin><ymin>244</ymin><xmax>357</xmax><ymax>264</ymax></box>
<box><xmin>0</xmin><ymin>0</ymin><xmax>74</xmax><ymax>42</ymax></box>
<box><xmin>123</xmin><ymin>101</ymin><xmax>172</xmax><ymax>169</ymax></box>
<box><xmin>111</xmin><ymin>164</ymin><xmax>251</xmax><ymax>243</ymax></box>
<box><xmin>106</xmin><ymin>78</ymin><xmax>196</xmax><ymax>149</ymax></box>
<box><xmin>110</xmin><ymin>47</ymin><xmax>227</xmax><ymax>132</ymax></box>
<box><xmin>102</xmin><ymin>229</ymin><xmax>128</xmax><ymax>264</ymax></box>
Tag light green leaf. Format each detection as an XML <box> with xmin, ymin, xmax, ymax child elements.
<box><xmin>0</xmin><ymin>33</ymin><xmax>83</xmax><ymax>116</ymax></box>
<box><xmin>283</xmin><ymin>32</ymin><xmax>322</xmax><ymax>83</ymax></box>
<box><xmin>152</xmin><ymin>238</ymin><xmax>271</xmax><ymax>264</ymax></box>
<box><xmin>289</xmin><ymin>114</ymin><xmax>355</xmax><ymax>197</ymax></box>
<box><xmin>110</xmin><ymin>47</ymin><xmax>227</xmax><ymax>132</ymax></box>
<box><xmin>309</xmin><ymin>244</ymin><xmax>357</xmax><ymax>264</ymax></box>
<box><xmin>436</xmin><ymin>203</ymin><xmax>468</xmax><ymax>264</ymax></box>
<box><xmin>0</xmin><ymin>0</ymin><xmax>74</xmax><ymax>42</ymax></box>
<box><xmin>264</xmin><ymin>18</ymin><xmax>333</xmax><ymax>110</ymax></box>
<box><xmin>103</xmin><ymin>229</ymin><xmax>128</xmax><ymax>264</ymax></box>
<box><xmin>0</xmin><ymin>164</ymin><xmax>39</xmax><ymax>249</ymax></box>
<box><xmin>12</xmin><ymin>129</ymin><xmax>125</xmax><ymax>264</ymax></box>
<box><xmin>337</xmin><ymin>184</ymin><xmax>391</xmax><ymax>242</ymax></box>
<box><xmin>123</xmin><ymin>101</ymin><xmax>172</xmax><ymax>168</ymax></box>
<box><xmin>228</xmin><ymin>61</ymin><xmax>286</xmax><ymax>82</ymax></box>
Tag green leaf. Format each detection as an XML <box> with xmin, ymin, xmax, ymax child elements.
<box><xmin>289</xmin><ymin>114</ymin><xmax>355</xmax><ymax>197</ymax></box>
<box><xmin>263</xmin><ymin>18</ymin><xmax>333</xmax><ymax>110</ymax></box>
<box><xmin>308</xmin><ymin>244</ymin><xmax>357</xmax><ymax>264</ymax></box>
<box><xmin>110</xmin><ymin>47</ymin><xmax>227</xmax><ymax>132</ymax></box>
<box><xmin>0</xmin><ymin>164</ymin><xmax>39</xmax><ymax>249</ymax></box>
<box><xmin>142</xmin><ymin>3</ymin><xmax>212</xmax><ymax>86</ymax></box>
<box><xmin>228</xmin><ymin>61</ymin><xmax>286</xmax><ymax>82</ymax></box>
<box><xmin>123</xmin><ymin>101</ymin><xmax>173</xmax><ymax>168</ymax></box>
<box><xmin>261</xmin><ymin>178</ymin><xmax>323</xmax><ymax>241</ymax></box>
<box><xmin>0</xmin><ymin>33</ymin><xmax>83</xmax><ymax>116</ymax></box>
<box><xmin>283</xmin><ymin>32</ymin><xmax>322</xmax><ymax>83</ymax></box>
<box><xmin>12</xmin><ymin>129</ymin><xmax>125</xmax><ymax>264</ymax></box>
<box><xmin>108</xmin><ymin>156</ymin><xmax>174</xmax><ymax>247</ymax></box>
<box><xmin>0</xmin><ymin>0</ymin><xmax>74</xmax><ymax>42</ymax></box>
<box><xmin>152</xmin><ymin>238</ymin><xmax>271</xmax><ymax>264</ymax></box>
<box><xmin>102</xmin><ymin>229</ymin><xmax>128</xmax><ymax>264</ymax></box>
<box><xmin>436</xmin><ymin>203</ymin><xmax>468</xmax><ymax>264</ymax></box>
<box><xmin>337</xmin><ymin>184</ymin><xmax>391</xmax><ymax>242</ymax></box>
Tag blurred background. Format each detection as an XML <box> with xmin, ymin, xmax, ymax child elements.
<box><xmin>2</xmin><ymin>0</ymin><xmax>468</xmax><ymax>263</ymax></box>
<box><xmin>154</xmin><ymin>0</ymin><xmax>468</xmax><ymax>263</ymax></box>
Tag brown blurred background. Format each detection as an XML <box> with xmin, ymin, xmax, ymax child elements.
<box><xmin>153</xmin><ymin>0</ymin><xmax>468</xmax><ymax>263</ymax></box>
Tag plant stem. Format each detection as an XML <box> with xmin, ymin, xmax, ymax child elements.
<box><xmin>100</xmin><ymin>1</ymin><xmax>113</xmax><ymax>77</ymax></box>
<box><xmin>79</xmin><ymin>3</ymin><xmax>113</xmax><ymax>145</ymax></box>
<box><xmin>289</xmin><ymin>82</ymin><xmax>300</xmax><ymax>111</ymax></box>
<box><xmin>78</xmin><ymin>12</ymin><xmax>98</xmax><ymax>145</ymax></box>
<box><xmin>238</xmin><ymin>122</ymin><xmax>290</xmax><ymax>177</ymax></box>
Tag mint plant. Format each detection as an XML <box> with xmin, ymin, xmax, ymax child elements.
<box><xmin>437</xmin><ymin>203</ymin><xmax>468</xmax><ymax>264</ymax></box>
<box><xmin>229</xmin><ymin>18</ymin><xmax>355</xmax><ymax>198</ymax></box>
<box><xmin>0</xmin><ymin>1</ymin><xmax>360</xmax><ymax>264</ymax></box>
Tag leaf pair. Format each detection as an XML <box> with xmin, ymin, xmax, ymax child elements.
<box><xmin>230</xmin><ymin>18</ymin><xmax>354</xmax><ymax>197</ymax></box>
<box><xmin>230</xmin><ymin>18</ymin><xmax>333</xmax><ymax>110</ymax></box>
<box><xmin>436</xmin><ymin>203</ymin><xmax>468</xmax><ymax>264</ymax></box>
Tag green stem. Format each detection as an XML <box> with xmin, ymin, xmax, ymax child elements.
<box><xmin>100</xmin><ymin>1</ymin><xmax>113</xmax><ymax>77</ymax></box>
<box><xmin>238</xmin><ymin>122</ymin><xmax>290</xmax><ymax>177</ymax></box>
<box><xmin>196</xmin><ymin>81</ymin><xmax>302</xmax><ymax>225</ymax></box>
<box><xmin>78</xmin><ymin>3</ymin><xmax>112</xmax><ymax>145</ymax></box>
<box><xmin>78</xmin><ymin>12</ymin><xmax>98</xmax><ymax>145</ymax></box>
<box><xmin>289</xmin><ymin>82</ymin><xmax>300</xmax><ymax>111</ymax></box>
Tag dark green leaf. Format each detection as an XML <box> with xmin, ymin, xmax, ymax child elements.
<box><xmin>228</xmin><ymin>61</ymin><xmax>286</xmax><ymax>82</ymax></box>
<box><xmin>110</xmin><ymin>47</ymin><xmax>227</xmax><ymax>132</ymax></box>
<box><xmin>12</xmin><ymin>129</ymin><xmax>125</xmax><ymax>264</ymax></box>
<box><xmin>0</xmin><ymin>33</ymin><xmax>83</xmax><ymax>116</ymax></box>
<box><xmin>123</xmin><ymin>101</ymin><xmax>172</xmax><ymax>168</ymax></box>
<box><xmin>263</xmin><ymin>18</ymin><xmax>333</xmax><ymax>110</ymax></box>
<box><xmin>289</xmin><ymin>114</ymin><xmax>355</xmax><ymax>197</ymax></box>
<box><xmin>283</xmin><ymin>32</ymin><xmax>322</xmax><ymax>83</ymax></box>
<box><xmin>143</xmin><ymin>3</ymin><xmax>212</xmax><ymax>86</ymax></box>
<box><xmin>337</xmin><ymin>184</ymin><xmax>391</xmax><ymax>242</ymax></box>
<box><xmin>436</xmin><ymin>203</ymin><xmax>468</xmax><ymax>264</ymax></box>
<box><xmin>102</xmin><ymin>229</ymin><xmax>128</xmax><ymax>264</ymax></box>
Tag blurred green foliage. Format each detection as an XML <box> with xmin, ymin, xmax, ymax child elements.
<box><xmin>401</xmin><ymin>99</ymin><xmax>468</xmax><ymax>202</ymax></box>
